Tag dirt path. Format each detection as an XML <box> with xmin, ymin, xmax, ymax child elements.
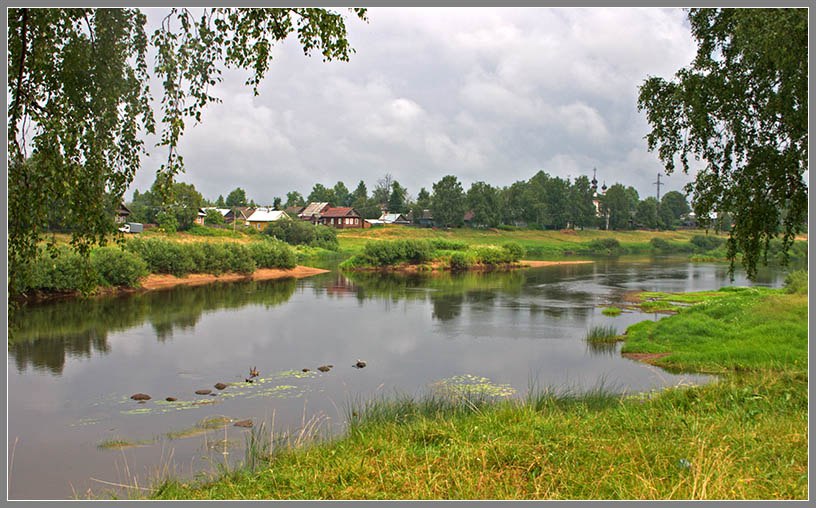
<box><xmin>139</xmin><ymin>266</ymin><xmax>329</xmax><ymax>291</ymax></box>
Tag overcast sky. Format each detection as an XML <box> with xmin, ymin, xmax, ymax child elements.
<box><xmin>129</xmin><ymin>7</ymin><xmax>700</xmax><ymax>204</ymax></box>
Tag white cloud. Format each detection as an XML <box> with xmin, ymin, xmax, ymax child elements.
<box><xmin>129</xmin><ymin>7</ymin><xmax>698</xmax><ymax>203</ymax></box>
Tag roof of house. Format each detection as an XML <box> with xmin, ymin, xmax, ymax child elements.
<box><xmin>117</xmin><ymin>202</ymin><xmax>131</xmax><ymax>215</ymax></box>
<box><xmin>246</xmin><ymin>208</ymin><xmax>289</xmax><ymax>222</ymax></box>
<box><xmin>321</xmin><ymin>207</ymin><xmax>359</xmax><ymax>218</ymax></box>
<box><xmin>463</xmin><ymin>210</ymin><xmax>476</xmax><ymax>221</ymax></box>
<box><xmin>284</xmin><ymin>206</ymin><xmax>305</xmax><ymax>216</ymax></box>
<box><xmin>380</xmin><ymin>213</ymin><xmax>408</xmax><ymax>223</ymax></box>
<box><xmin>200</xmin><ymin>207</ymin><xmax>231</xmax><ymax>217</ymax></box>
<box><xmin>300</xmin><ymin>202</ymin><xmax>331</xmax><ymax>217</ymax></box>
<box><xmin>228</xmin><ymin>206</ymin><xmax>255</xmax><ymax>219</ymax></box>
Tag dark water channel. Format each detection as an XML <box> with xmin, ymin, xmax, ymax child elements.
<box><xmin>7</xmin><ymin>259</ymin><xmax>788</xmax><ymax>499</ymax></box>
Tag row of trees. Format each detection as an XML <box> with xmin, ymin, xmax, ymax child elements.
<box><xmin>126</xmin><ymin>170</ymin><xmax>692</xmax><ymax>232</ymax></box>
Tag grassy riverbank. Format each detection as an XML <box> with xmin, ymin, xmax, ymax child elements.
<box><xmin>149</xmin><ymin>282</ymin><xmax>808</xmax><ymax>500</ymax></box>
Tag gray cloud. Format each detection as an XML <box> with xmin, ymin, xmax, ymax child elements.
<box><xmin>129</xmin><ymin>7</ymin><xmax>698</xmax><ymax>204</ymax></box>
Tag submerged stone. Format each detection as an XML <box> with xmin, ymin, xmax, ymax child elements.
<box><xmin>233</xmin><ymin>419</ymin><xmax>253</xmax><ymax>428</ymax></box>
<box><xmin>165</xmin><ymin>397</ymin><xmax>177</xmax><ymax>402</ymax></box>
<box><xmin>195</xmin><ymin>389</ymin><xmax>212</xmax><ymax>395</ymax></box>
<box><xmin>214</xmin><ymin>383</ymin><xmax>228</xmax><ymax>390</ymax></box>
<box><xmin>130</xmin><ymin>393</ymin><xmax>151</xmax><ymax>401</ymax></box>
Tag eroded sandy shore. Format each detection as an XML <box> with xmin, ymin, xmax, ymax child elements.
<box><xmin>139</xmin><ymin>266</ymin><xmax>330</xmax><ymax>291</ymax></box>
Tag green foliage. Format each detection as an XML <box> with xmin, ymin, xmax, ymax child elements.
<box><xmin>428</xmin><ymin>238</ymin><xmax>468</xmax><ymax>251</ymax></box>
<box><xmin>225</xmin><ymin>187</ymin><xmax>248</xmax><ymax>207</ymax></box>
<box><xmin>7</xmin><ymin>7</ymin><xmax>367</xmax><ymax>302</ymax></box>
<box><xmin>313</xmin><ymin>225</ymin><xmax>339</xmax><ymax>251</ymax></box>
<box><xmin>601</xmin><ymin>307</ymin><xmax>622</xmax><ymax>317</ymax></box>
<box><xmin>156</xmin><ymin>211</ymin><xmax>179</xmax><ymax>233</ymax></box>
<box><xmin>204</xmin><ymin>209</ymin><xmax>225</xmax><ymax>225</ymax></box>
<box><xmin>638</xmin><ymin>8</ymin><xmax>808</xmax><ymax>279</ymax></box>
<box><xmin>690</xmin><ymin>234</ymin><xmax>725</xmax><ymax>252</ymax></box>
<box><xmin>431</xmin><ymin>175</ymin><xmax>466</xmax><ymax>227</ymax></box>
<box><xmin>783</xmin><ymin>270</ymin><xmax>807</xmax><ymax>295</ymax></box>
<box><xmin>501</xmin><ymin>242</ymin><xmax>525</xmax><ymax>261</ymax></box>
<box><xmin>472</xmin><ymin>246</ymin><xmax>518</xmax><ymax>265</ymax></box>
<box><xmin>91</xmin><ymin>247</ymin><xmax>148</xmax><ymax>287</ymax></box>
<box><xmin>361</xmin><ymin>240</ymin><xmax>434</xmax><ymax>265</ymax></box>
<box><xmin>650</xmin><ymin>237</ymin><xmax>695</xmax><ymax>254</ymax></box>
<box><xmin>585</xmin><ymin>325</ymin><xmax>619</xmax><ymax>344</ymax></box>
<box><xmin>248</xmin><ymin>240</ymin><xmax>297</xmax><ymax>270</ymax></box>
<box><xmin>263</xmin><ymin>220</ymin><xmax>339</xmax><ymax>250</ymax></box>
<box><xmin>124</xmin><ymin>238</ymin><xmax>195</xmax><ymax>276</ymax></box>
<box><xmin>584</xmin><ymin>238</ymin><xmax>624</xmax><ymax>256</ymax></box>
<box><xmin>448</xmin><ymin>251</ymin><xmax>473</xmax><ymax>271</ymax></box>
<box><xmin>17</xmin><ymin>247</ymin><xmax>97</xmax><ymax>294</ymax></box>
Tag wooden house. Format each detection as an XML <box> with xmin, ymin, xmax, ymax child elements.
<box><xmin>316</xmin><ymin>207</ymin><xmax>364</xmax><ymax>229</ymax></box>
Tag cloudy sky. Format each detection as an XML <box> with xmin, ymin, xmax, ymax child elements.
<box><xmin>130</xmin><ymin>7</ymin><xmax>700</xmax><ymax>204</ymax></box>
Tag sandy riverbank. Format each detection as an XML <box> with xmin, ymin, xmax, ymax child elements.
<box><xmin>138</xmin><ymin>266</ymin><xmax>330</xmax><ymax>291</ymax></box>
<box><xmin>518</xmin><ymin>260</ymin><xmax>593</xmax><ymax>268</ymax></box>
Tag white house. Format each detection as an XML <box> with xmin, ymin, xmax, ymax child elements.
<box><xmin>245</xmin><ymin>208</ymin><xmax>290</xmax><ymax>231</ymax></box>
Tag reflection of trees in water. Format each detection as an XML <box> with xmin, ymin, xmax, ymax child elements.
<box><xmin>11</xmin><ymin>331</ymin><xmax>109</xmax><ymax>374</ymax></box>
<box><xmin>342</xmin><ymin>270</ymin><xmax>529</xmax><ymax>323</ymax></box>
<box><xmin>9</xmin><ymin>279</ymin><xmax>297</xmax><ymax>374</ymax></box>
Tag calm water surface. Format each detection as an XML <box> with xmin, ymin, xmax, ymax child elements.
<box><xmin>7</xmin><ymin>259</ymin><xmax>787</xmax><ymax>499</ymax></box>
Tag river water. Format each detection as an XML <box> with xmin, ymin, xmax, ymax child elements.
<box><xmin>7</xmin><ymin>259</ymin><xmax>788</xmax><ymax>499</ymax></box>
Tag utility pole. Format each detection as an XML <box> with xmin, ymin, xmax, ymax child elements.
<box><xmin>654</xmin><ymin>173</ymin><xmax>663</xmax><ymax>202</ymax></box>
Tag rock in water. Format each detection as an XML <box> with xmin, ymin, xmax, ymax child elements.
<box><xmin>165</xmin><ymin>397</ymin><xmax>177</xmax><ymax>402</ymax></box>
<box><xmin>317</xmin><ymin>365</ymin><xmax>332</xmax><ymax>372</ymax></box>
<box><xmin>130</xmin><ymin>393</ymin><xmax>151</xmax><ymax>401</ymax></box>
<box><xmin>195</xmin><ymin>389</ymin><xmax>212</xmax><ymax>395</ymax></box>
<box><xmin>233</xmin><ymin>419</ymin><xmax>253</xmax><ymax>428</ymax></box>
<box><xmin>302</xmin><ymin>368</ymin><xmax>310</xmax><ymax>372</ymax></box>
<box><xmin>214</xmin><ymin>383</ymin><xmax>228</xmax><ymax>390</ymax></box>
<box><xmin>354</xmin><ymin>360</ymin><xmax>367</xmax><ymax>369</ymax></box>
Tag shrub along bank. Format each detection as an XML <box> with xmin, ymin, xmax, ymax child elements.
<box><xmin>150</xmin><ymin>276</ymin><xmax>807</xmax><ymax>500</ymax></box>
<box><xmin>339</xmin><ymin>239</ymin><xmax>526</xmax><ymax>271</ymax></box>
<box><xmin>14</xmin><ymin>238</ymin><xmax>297</xmax><ymax>297</ymax></box>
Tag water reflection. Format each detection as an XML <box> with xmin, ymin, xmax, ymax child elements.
<box><xmin>10</xmin><ymin>278</ymin><xmax>297</xmax><ymax>374</ymax></box>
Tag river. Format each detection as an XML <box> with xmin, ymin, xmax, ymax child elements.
<box><xmin>7</xmin><ymin>258</ymin><xmax>789</xmax><ymax>499</ymax></box>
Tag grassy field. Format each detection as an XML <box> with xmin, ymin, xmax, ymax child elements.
<box><xmin>147</xmin><ymin>285</ymin><xmax>808</xmax><ymax>500</ymax></box>
<box><xmin>335</xmin><ymin>226</ymin><xmax>716</xmax><ymax>259</ymax></box>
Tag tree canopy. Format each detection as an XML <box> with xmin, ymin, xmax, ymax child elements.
<box><xmin>7</xmin><ymin>7</ymin><xmax>367</xmax><ymax>296</ymax></box>
<box><xmin>637</xmin><ymin>8</ymin><xmax>807</xmax><ymax>278</ymax></box>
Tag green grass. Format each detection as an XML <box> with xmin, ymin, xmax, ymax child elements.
<box><xmin>585</xmin><ymin>325</ymin><xmax>619</xmax><ymax>344</ymax></box>
<box><xmin>622</xmin><ymin>288</ymin><xmax>807</xmax><ymax>374</ymax></box>
<box><xmin>601</xmin><ymin>307</ymin><xmax>622</xmax><ymax>316</ymax></box>
<box><xmin>148</xmin><ymin>287</ymin><xmax>807</xmax><ymax>500</ymax></box>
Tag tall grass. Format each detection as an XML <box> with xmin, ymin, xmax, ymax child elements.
<box><xmin>585</xmin><ymin>325</ymin><xmax>618</xmax><ymax>344</ymax></box>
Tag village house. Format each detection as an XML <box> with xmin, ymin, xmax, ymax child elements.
<box><xmin>244</xmin><ymin>208</ymin><xmax>290</xmax><ymax>231</ymax></box>
<box><xmin>298</xmin><ymin>202</ymin><xmax>331</xmax><ymax>221</ymax></box>
<box><xmin>115</xmin><ymin>202</ymin><xmax>132</xmax><ymax>224</ymax></box>
<box><xmin>225</xmin><ymin>206</ymin><xmax>254</xmax><ymax>224</ymax></box>
<box><xmin>316</xmin><ymin>207</ymin><xmax>364</xmax><ymax>229</ymax></box>
<box><xmin>195</xmin><ymin>207</ymin><xmax>231</xmax><ymax>225</ymax></box>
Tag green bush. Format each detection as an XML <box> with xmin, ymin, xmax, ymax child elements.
<box><xmin>313</xmin><ymin>225</ymin><xmax>339</xmax><ymax>251</ymax></box>
<box><xmin>650</xmin><ymin>237</ymin><xmax>670</xmax><ymax>251</ymax></box>
<box><xmin>690</xmin><ymin>234</ymin><xmax>725</xmax><ymax>252</ymax></box>
<box><xmin>473</xmin><ymin>246</ymin><xmax>516</xmax><ymax>265</ymax></box>
<box><xmin>585</xmin><ymin>238</ymin><xmax>624</xmax><ymax>256</ymax></box>
<box><xmin>362</xmin><ymin>240</ymin><xmax>433</xmax><ymax>265</ymax></box>
<box><xmin>248</xmin><ymin>240</ymin><xmax>297</xmax><ymax>269</ymax></box>
<box><xmin>784</xmin><ymin>270</ymin><xmax>808</xmax><ymax>294</ymax></box>
<box><xmin>264</xmin><ymin>220</ymin><xmax>339</xmax><ymax>250</ymax></box>
<box><xmin>91</xmin><ymin>247</ymin><xmax>148</xmax><ymax>287</ymax></box>
<box><xmin>21</xmin><ymin>247</ymin><xmax>97</xmax><ymax>293</ymax></box>
<box><xmin>124</xmin><ymin>238</ymin><xmax>195</xmax><ymax>276</ymax></box>
<box><xmin>448</xmin><ymin>251</ymin><xmax>473</xmax><ymax>271</ymax></box>
<box><xmin>428</xmin><ymin>238</ymin><xmax>468</xmax><ymax>251</ymax></box>
<box><xmin>501</xmin><ymin>242</ymin><xmax>525</xmax><ymax>261</ymax></box>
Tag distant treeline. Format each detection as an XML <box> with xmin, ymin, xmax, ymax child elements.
<box><xmin>123</xmin><ymin>171</ymin><xmax>701</xmax><ymax>233</ymax></box>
